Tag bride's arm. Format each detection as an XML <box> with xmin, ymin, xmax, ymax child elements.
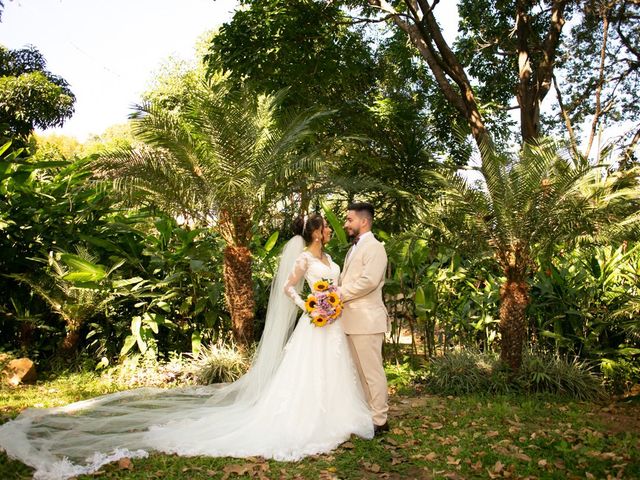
<box><xmin>283</xmin><ymin>252</ymin><xmax>308</xmax><ymax>311</ymax></box>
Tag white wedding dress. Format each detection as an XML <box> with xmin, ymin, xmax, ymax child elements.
<box><xmin>0</xmin><ymin>237</ymin><xmax>374</xmax><ymax>480</ymax></box>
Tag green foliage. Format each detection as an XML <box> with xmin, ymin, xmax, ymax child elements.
<box><xmin>207</xmin><ymin>0</ymin><xmax>377</xmax><ymax>115</ymax></box>
<box><xmin>206</xmin><ymin>0</ymin><xmax>446</xmax><ymax>230</ymax></box>
<box><xmin>0</xmin><ymin>145</ymin><xmax>116</xmax><ymax>356</ymax></box>
<box><xmin>98</xmin><ymin>73</ymin><xmax>326</xmax><ymax>244</ymax></box>
<box><xmin>425</xmin><ymin>349</ymin><xmax>605</xmax><ymax>401</ymax></box>
<box><xmin>30</xmin><ymin>133</ymin><xmax>82</xmax><ymax>160</ymax></box>
<box><xmin>383</xmin><ymin>232</ymin><xmax>501</xmax><ymax>358</ymax></box>
<box><xmin>188</xmin><ymin>341</ymin><xmax>249</xmax><ymax>385</ymax></box>
<box><xmin>0</xmin><ymin>45</ymin><xmax>75</xmax><ymax>139</ymax></box>
<box><xmin>384</xmin><ymin>356</ymin><xmax>425</xmax><ymax>393</ymax></box>
<box><xmin>425</xmin><ymin>349</ymin><xmax>509</xmax><ymax>396</ymax></box>
<box><xmin>517</xmin><ymin>350</ymin><xmax>605</xmax><ymax>401</ymax></box>
<box><xmin>0</xmin><ymin>139</ymin><xmax>232</xmax><ymax>363</ymax></box>
<box><xmin>530</xmin><ymin>244</ymin><xmax>640</xmax><ymax>392</ymax></box>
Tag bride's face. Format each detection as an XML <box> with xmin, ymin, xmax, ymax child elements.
<box><xmin>321</xmin><ymin>220</ymin><xmax>332</xmax><ymax>244</ymax></box>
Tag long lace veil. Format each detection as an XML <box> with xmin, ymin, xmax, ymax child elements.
<box><xmin>0</xmin><ymin>235</ymin><xmax>306</xmax><ymax>479</ymax></box>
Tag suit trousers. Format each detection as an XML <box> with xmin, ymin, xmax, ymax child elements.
<box><xmin>346</xmin><ymin>332</ymin><xmax>388</xmax><ymax>426</ymax></box>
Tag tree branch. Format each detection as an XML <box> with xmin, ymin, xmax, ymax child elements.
<box><xmin>537</xmin><ymin>0</ymin><xmax>568</xmax><ymax>101</ymax></box>
<box><xmin>622</xmin><ymin>126</ymin><xmax>640</xmax><ymax>169</ymax></box>
<box><xmin>584</xmin><ymin>7</ymin><xmax>610</xmax><ymax>160</ymax></box>
<box><xmin>552</xmin><ymin>73</ymin><xmax>579</xmax><ymax>158</ymax></box>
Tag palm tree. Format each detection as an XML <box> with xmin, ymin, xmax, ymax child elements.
<box><xmin>430</xmin><ymin>139</ymin><xmax>639</xmax><ymax>371</ymax></box>
<box><xmin>5</xmin><ymin>249</ymin><xmax>119</xmax><ymax>354</ymax></box>
<box><xmin>97</xmin><ymin>74</ymin><xmax>324</xmax><ymax>346</ymax></box>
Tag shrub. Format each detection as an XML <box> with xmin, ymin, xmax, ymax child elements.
<box><xmin>424</xmin><ymin>348</ymin><xmax>605</xmax><ymax>400</ymax></box>
<box><xmin>516</xmin><ymin>350</ymin><xmax>606</xmax><ymax>401</ymax></box>
<box><xmin>425</xmin><ymin>349</ymin><xmax>505</xmax><ymax>395</ymax></box>
<box><xmin>189</xmin><ymin>341</ymin><xmax>249</xmax><ymax>385</ymax></box>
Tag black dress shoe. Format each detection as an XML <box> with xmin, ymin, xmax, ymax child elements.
<box><xmin>374</xmin><ymin>421</ymin><xmax>389</xmax><ymax>435</ymax></box>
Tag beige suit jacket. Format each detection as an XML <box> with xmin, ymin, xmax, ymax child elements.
<box><xmin>339</xmin><ymin>233</ymin><xmax>389</xmax><ymax>335</ymax></box>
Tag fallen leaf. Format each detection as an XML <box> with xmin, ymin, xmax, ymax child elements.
<box><xmin>513</xmin><ymin>452</ymin><xmax>532</xmax><ymax>462</ymax></box>
<box><xmin>487</xmin><ymin>430</ymin><xmax>500</xmax><ymax>438</ymax></box>
<box><xmin>318</xmin><ymin>471</ymin><xmax>339</xmax><ymax>480</ymax></box>
<box><xmin>341</xmin><ymin>441</ymin><xmax>355</xmax><ymax>449</ymax></box>
<box><xmin>538</xmin><ymin>459</ymin><xmax>548</xmax><ymax>468</ymax></box>
<box><xmin>118</xmin><ymin>458</ymin><xmax>133</xmax><ymax>470</ymax></box>
<box><xmin>486</xmin><ymin>468</ymin><xmax>501</xmax><ymax>479</ymax></box>
<box><xmin>443</xmin><ymin>473</ymin><xmax>463</xmax><ymax>479</ymax></box>
<box><xmin>493</xmin><ymin>460</ymin><xmax>504</xmax><ymax>473</ymax></box>
<box><xmin>222</xmin><ymin>464</ymin><xmax>253</xmax><ymax>479</ymax></box>
<box><xmin>441</xmin><ymin>436</ymin><xmax>457</xmax><ymax>445</ymax></box>
<box><xmin>431</xmin><ymin>422</ymin><xmax>444</xmax><ymax>430</ymax></box>
<box><xmin>425</xmin><ymin>452</ymin><xmax>438</xmax><ymax>461</ymax></box>
<box><xmin>446</xmin><ymin>456</ymin><xmax>461</xmax><ymax>465</ymax></box>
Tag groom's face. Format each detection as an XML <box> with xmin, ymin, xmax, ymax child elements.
<box><xmin>344</xmin><ymin>210</ymin><xmax>365</xmax><ymax>238</ymax></box>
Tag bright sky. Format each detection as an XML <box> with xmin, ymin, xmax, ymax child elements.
<box><xmin>0</xmin><ymin>0</ymin><xmax>239</xmax><ymax>141</ymax></box>
<box><xmin>0</xmin><ymin>0</ymin><xmax>459</xmax><ymax>142</ymax></box>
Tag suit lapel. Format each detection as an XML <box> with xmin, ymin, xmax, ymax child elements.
<box><xmin>343</xmin><ymin>245</ymin><xmax>356</xmax><ymax>275</ymax></box>
<box><xmin>342</xmin><ymin>234</ymin><xmax>374</xmax><ymax>275</ymax></box>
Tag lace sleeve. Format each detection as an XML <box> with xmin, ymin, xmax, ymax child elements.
<box><xmin>283</xmin><ymin>252</ymin><xmax>308</xmax><ymax>311</ymax></box>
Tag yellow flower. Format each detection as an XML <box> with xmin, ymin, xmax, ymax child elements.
<box><xmin>330</xmin><ymin>305</ymin><xmax>342</xmax><ymax>320</ymax></box>
<box><xmin>327</xmin><ymin>292</ymin><xmax>340</xmax><ymax>306</ymax></box>
<box><xmin>313</xmin><ymin>280</ymin><xmax>330</xmax><ymax>292</ymax></box>
<box><xmin>311</xmin><ymin>315</ymin><xmax>328</xmax><ymax>327</ymax></box>
<box><xmin>305</xmin><ymin>295</ymin><xmax>317</xmax><ymax>313</ymax></box>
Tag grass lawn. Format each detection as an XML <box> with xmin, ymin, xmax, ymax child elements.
<box><xmin>1</xmin><ymin>374</ymin><xmax>639</xmax><ymax>479</ymax></box>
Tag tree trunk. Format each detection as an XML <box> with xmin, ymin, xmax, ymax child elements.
<box><xmin>516</xmin><ymin>0</ymin><xmax>569</xmax><ymax>143</ymax></box>
<box><xmin>499</xmin><ymin>278</ymin><xmax>529</xmax><ymax>371</ymax></box>
<box><xmin>60</xmin><ymin>326</ymin><xmax>81</xmax><ymax>354</ymax></box>
<box><xmin>223</xmin><ymin>245</ymin><xmax>255</xmax><ymax>346</ymax></box>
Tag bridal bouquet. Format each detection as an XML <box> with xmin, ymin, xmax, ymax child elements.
<box><xmin>305</xmin><ymin>279</ymin><xmax>343</xmax><ymax>327</ymax></box>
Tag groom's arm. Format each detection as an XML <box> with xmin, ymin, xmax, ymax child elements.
<box><xmin>340</xmin><ymin>242</ymin><xmax>387</xmax><ymax>303</ymax></box>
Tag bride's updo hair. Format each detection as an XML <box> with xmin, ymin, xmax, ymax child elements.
<box><xmin>292</xmin><ymin>213</ymin><xmax>324</xmax><ymax>244</ymax></box>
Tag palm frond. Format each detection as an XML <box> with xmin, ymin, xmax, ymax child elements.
<box><xmin>94</xmin><ymin>72</ymin><xmax>324</xmax><ymax>243</ymax></box>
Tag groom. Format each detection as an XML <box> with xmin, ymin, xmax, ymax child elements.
<box><xmin>339</xmin><ymin>202</ymin><xmax>389</xmax><ymax>434</ymax></box>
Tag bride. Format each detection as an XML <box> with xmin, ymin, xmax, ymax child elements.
<box><xmin>0</xmin><ymin>213</ymin><xmax>374</xmax><ymax>480</ymax></box>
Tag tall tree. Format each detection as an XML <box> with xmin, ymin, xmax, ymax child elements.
<box><xmin>430</xmin><ymin>139</ymin><xmax>639</xmax><ymax>370</ymax></box>
<box><xmin>555</xmin><ymin>1</ymin><xmax>640</xmax><ymax>167</ymax></box>
<box><xmin>352</xmin><ymin>0</ymin><xmax>572</xmax><ymax>149</ymax></box>
<box><xmin>207</xmin><ymin>0</ymin><xmax>379</xmax><ymax>213</ymax></box>
<box><xmin>97</xmin><ymin>74</ymin><xmax>324</xmax><ymax>346</ymax></box>
<box><xmin>0</xmin><ymin>45</ymin><xmax>75</xmax><ymax>140</ymax></box>
<box><xmin>208</xmin><ymin>0</ymin><xmax>447</xmax><ymax>228</ymax></box>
